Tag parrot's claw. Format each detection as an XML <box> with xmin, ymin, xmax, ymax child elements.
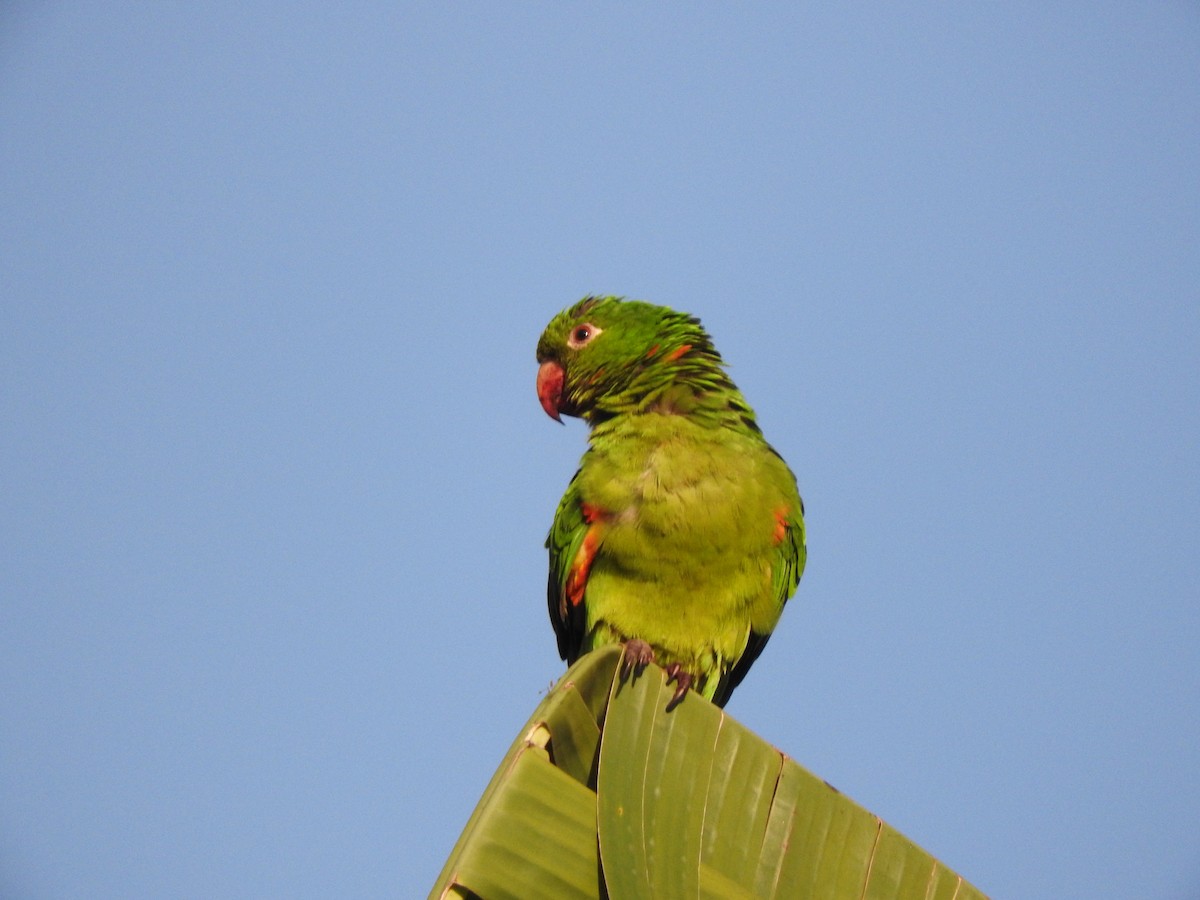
<box><xmin>664</xmin><ymin>664</ymin><xmax>694</xmax><ymax>710</ymax></box>
<box><xmin>620</xmin><ymin>639</ymin><xmax>656</xmax><ymax>680</ymax></box>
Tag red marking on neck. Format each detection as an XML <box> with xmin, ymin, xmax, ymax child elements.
<box><xmin>646</xmin><ymin>344</ymin><xmax>660</xmax><ymax>358</ymax></box>
<box><xmin>666</xmin><ymin>344</ymin><xmax>693</xmax><ymax>362</ymax></box>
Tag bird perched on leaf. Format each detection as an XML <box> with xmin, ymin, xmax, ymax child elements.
<box><xmin>536</xmin><ymin>296</ymin><xmax>805</xmax><ymax>708</ymax></box>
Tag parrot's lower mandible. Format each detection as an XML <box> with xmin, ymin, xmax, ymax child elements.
<box><xmin>536</xmin><ymin>296</ymin><xmax>806</xmax><ymax>708</ymax></box>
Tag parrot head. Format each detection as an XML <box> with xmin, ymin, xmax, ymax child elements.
<box><xmin>535</xmin><ymin>295</ymin><xmax>726</xmax><ymax>424</ymax></box>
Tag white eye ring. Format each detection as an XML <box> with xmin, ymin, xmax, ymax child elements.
<box><xmin>567</xmin><ymin>322</ymin><xmax>602</xmax><ymax>350</ymax></box>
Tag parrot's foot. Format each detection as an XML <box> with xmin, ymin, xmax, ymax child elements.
<box><xmin>620</xmin><ymin>639</ymin><xmax>656</xmax><ymax>681</ymax></box>
<box><xmin>664</xmin><ymin>662</ymin><xmax>694</xmax><ymax>710</ymax></box>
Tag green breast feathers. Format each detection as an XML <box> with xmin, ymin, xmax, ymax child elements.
<box><xmin>536</xmin><ymin>295</ymin><xmax>805</xmax><ymax>708</ymax></box>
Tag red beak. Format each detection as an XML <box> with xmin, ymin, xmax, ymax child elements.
<box><xmin>536</xmin><ymin>360</ymin><xmax>565</xmax><ymax>422</ymax></box>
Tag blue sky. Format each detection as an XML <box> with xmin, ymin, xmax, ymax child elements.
<box><xmin>2</xmin><ymin>4</ymin><xmax>1197</xmax><ymax>898</ymax></box>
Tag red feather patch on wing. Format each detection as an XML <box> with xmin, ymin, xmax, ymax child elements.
<box><xmin>565</xmin><ymin>503</ymin><xmax>607</xmax><ymax>608</ymax></box>
<box><xmin>772</xmin><ymin>506</ymin><xmax>790</xmax><ymax>543</ymax></box>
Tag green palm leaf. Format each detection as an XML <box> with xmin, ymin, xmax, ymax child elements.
<box><xmin>430</xmin><ymin>647</ymin><xmax>987</xmax><ymax>899</ymax></box>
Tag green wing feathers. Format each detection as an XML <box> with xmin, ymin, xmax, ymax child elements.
<box><xmin>714</xmin><ymin>492</ymin><xmax>806</xmax><ymax>706</ymax></box>
<box><xmin>546</xmin><ymin>470</ymin><xmax>590</xmax><ymax>663</ymax></box>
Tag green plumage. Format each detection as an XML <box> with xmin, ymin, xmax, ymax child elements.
<box><xmin>536</xmin><ymin>296</ymin><xmax>805</xmax><ymax>707</ymax></box>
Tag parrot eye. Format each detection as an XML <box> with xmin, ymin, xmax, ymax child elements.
<box><xmin>567</xmin><ymin>323</ymin><xmax>602</xmax><ymax>350</ymax></box>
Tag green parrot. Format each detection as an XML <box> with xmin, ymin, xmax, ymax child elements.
<box><xmin>536</xmin><ymin>296</ymin><xmax>805</xmax><ymax>707</ymax></box>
